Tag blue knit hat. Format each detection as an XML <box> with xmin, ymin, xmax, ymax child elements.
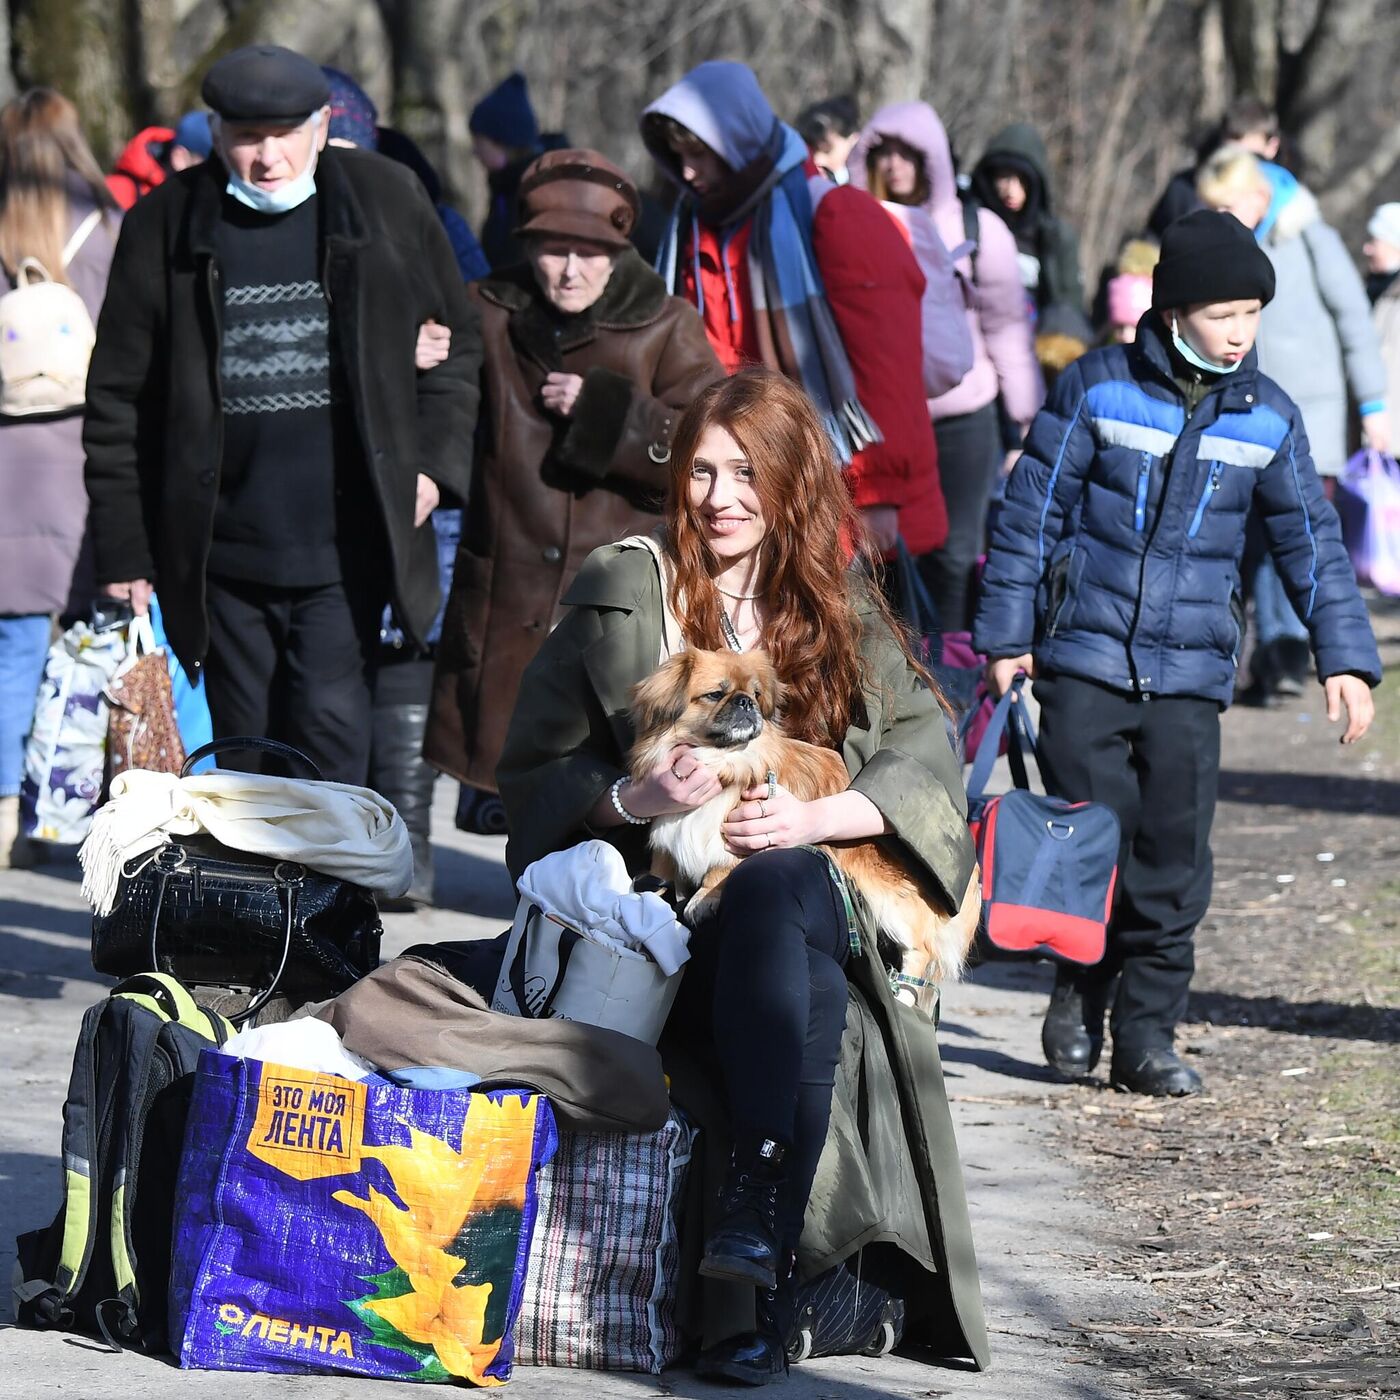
<box><xmin>172</xmin><ymin>111</ymin><xmax>212</xmax><ymax>158</ymax></box>
<box><xmin>469</xmin><ymin>72</ymin><xmax>539</xmax><ymax>152</ymax></box>
<box><xmin>322</xmin><ymin>66</ymin><xmax>379</xmax><ymax>150</ymax></box>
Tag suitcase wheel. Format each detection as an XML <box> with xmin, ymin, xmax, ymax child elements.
<box><xmin>787</xmin><ymin>1327</ymin><xmax>814</xmax><ymax>1363</ymax></box>
<box><xmin>860</xmin><ymin>1319</ymin><xmax>898</xmax><ymax>1357</ymax></box>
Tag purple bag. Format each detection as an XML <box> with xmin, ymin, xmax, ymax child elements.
<box><xmin>169</xmin><ymin>1051</ymin><xmax>556</xmax><ymax>1386</ymax></box>
<box><xmin>1338</xmin><ymin>449</ymin><xmax>1400</xmax><ymax>595</ymax></box>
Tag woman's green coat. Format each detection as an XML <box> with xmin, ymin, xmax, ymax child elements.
<box><xmin>497</xmin><ymin>543</ymin><xmax>990</xmax><ymax>1368</ymax></box>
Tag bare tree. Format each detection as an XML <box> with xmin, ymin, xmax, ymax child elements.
<box><xmin>7</xmin><ymin>0</ymin><xmax>1400</xmax><ymax>304</ymax></box>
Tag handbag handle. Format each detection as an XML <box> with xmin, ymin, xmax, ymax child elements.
<box><xmin>508</xmin><ymin>907</ymin><xmax>582</xmax><ymax>1019</ymax></box>
<box><xmin>965</xmin><ymin>676</ymin><xmax>1038</xmax><ymax>800</ymax></box>
<box><xmin>180</xmin><ymin>736</ymin><xmax>324</xmax><ymax>781</ymax></box>
<box><xmin>144</xmin><ymin>851</ymin><xmax>299</xmax><ymax>1027</ymax></box>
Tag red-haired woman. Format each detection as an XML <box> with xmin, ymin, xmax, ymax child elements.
<box><xmin>499</xmin><ymin>368</ymin><xmax>986</xmax><ymax>1382</ymax></box>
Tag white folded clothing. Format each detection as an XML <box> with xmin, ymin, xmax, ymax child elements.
<box><xmin>517</xmin><ymin>840</ymin><xmax>690</xmax><ymax>975</ymax></box>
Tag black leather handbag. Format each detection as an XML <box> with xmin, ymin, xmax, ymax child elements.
<box><xmin>90</xmin><ymin>738</ymin><xmax>383</xmax><ymax>1024</ymax></box>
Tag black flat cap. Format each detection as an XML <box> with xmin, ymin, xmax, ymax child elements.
<box><xmin>202</xmin><ymin>45</ymin><xmax>330</xmax><ymax>123</ymax></box>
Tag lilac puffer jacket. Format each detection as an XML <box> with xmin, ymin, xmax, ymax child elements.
<box><xmin>849</xmin><ymin>102</ymin><xmax>1043</xmax><ymax>427</ymax></box>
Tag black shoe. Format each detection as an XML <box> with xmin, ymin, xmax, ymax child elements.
<box><xmin>455</xmin><ymin>786</ymin><xmax>509</xmax><ymax>835</ymax></box>
<box><xmin>1271</xmin><ymin>637</ymin><xmax>1310</xmax><ymax>699</ymax></box>
<box><xmin>1111</xmin><ymin>1047</ymin><xmax>1203</xmax><ymax>1097</ymax></box>
<box><xmin>696</xmin><ymin>1257</ymin><xmax>795</xmax><ymax>1386</ymax></box>
<box><xmin>700</xmin><ymin>1137</ymin><xmax>787</xmax><ymax>1289</ymax></box>
<box><xmin>1041</xmin><ymin>969</ymin><xmax>1102</xmax><ymax>1076</ymax></box>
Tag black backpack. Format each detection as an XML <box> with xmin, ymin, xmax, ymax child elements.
<box><xmin>14</xmin><ymin>973</ymin><xmax>232</xmax><ymax>1351</ymax></box>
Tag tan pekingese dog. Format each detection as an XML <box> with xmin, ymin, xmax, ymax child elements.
<box><xmin>628</xmin><ymin>649</ymin><xmax>980</xmax><ymax>1001</ymax></box>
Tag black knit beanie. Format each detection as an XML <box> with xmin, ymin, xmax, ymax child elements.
<box><xmin>1152</xmin><ymin>209</ymin><xmax>1276</xmax><ymax>311</ymax></box>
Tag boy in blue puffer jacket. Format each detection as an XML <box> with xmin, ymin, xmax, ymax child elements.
<box><xmin>974</xmin><ymin>210</ymin><xmax>1380</xmax><ymax>1097</ymax></box>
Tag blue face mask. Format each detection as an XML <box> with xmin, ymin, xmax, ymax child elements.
<box><xmin>1171</xmin><ymin>315</ymin><xmax>1242</xmax><ymax>375</ymax></box>
<box><xmin>221</xmin><ymin>112</ymin><xmax>322</xmax><ymax>215</ymax></box>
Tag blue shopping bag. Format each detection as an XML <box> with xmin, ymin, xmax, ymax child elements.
<box><xmin>169</xmin><ymin>1051</ymin><xmax>557</xmax><ymax>1386</ymax></box>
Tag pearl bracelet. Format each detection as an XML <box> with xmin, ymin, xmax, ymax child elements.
<box><xmin>610</xmin><ymin>776</ymin><xmax>649</xmax><ymax>826</ymax></box>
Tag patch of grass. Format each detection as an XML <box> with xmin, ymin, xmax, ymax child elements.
<box><xmin>1301</xmin><ymin>1049</ymin><xmax>1400</xmax><ymax>1255</ymax></box>
<box><xmin>1353</xmin><ymin>879</ymin><xmax>1400</xmax><ymax>998</ymax></box>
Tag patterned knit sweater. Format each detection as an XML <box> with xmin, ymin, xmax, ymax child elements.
<box><xmin>209</xmin><ymin>194</ymin><xmax>362</xmax><ymax>587</ymax></box>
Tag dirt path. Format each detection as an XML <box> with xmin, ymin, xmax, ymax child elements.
<box><xmin>1</xmin><ymin>603</ymin><xmax>1395</xmax><ymax>1398</ymax></box>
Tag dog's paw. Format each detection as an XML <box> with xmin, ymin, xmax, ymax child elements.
<box><xmin>684</xmin><ymin>889</ymin><xmax>721</xmax><ymax>925</ymax></box>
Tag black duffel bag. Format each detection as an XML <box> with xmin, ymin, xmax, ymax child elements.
<box><xmin>90</xmin><ymin>738</ymin><xmax>383</xmax><ymax>1024</ymax></box>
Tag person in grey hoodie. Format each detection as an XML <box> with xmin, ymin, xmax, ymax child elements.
<box><xmin>848</xmin><ymin>102</ymin><xmax>1043</xmax><ymax>630</ymax></box>
<box><xmin>1198</xmin><ymin>145</ymin><xmax>1387</xmax><ymax>699</ymax></box>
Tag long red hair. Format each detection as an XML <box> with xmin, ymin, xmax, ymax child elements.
<box><xmin>665</xmin><ymin>368</ymin><xmax>929</xmax><ymax>748</ymax></box>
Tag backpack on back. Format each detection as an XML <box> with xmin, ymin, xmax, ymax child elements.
<box><xmin>0</xmin><ymin>209</ymin><xmax>101</xmax><ymax>416</ymax></box>
<box><xmin>873</xmin><ymin>197</ymin><xmax>975</xmax><ymax>399</ymax></box>
<box><xmin>13</xmin><ymin>973</ymin><xmax>232</xmax><ymax>1351</ymax></box>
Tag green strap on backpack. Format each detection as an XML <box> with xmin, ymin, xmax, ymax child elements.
<box><xmin>13</xmin><ymin>972</ymin><xmax>233</xmax><ymax>1351</ymax></box>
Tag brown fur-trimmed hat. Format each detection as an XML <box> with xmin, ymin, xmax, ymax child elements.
<box><xmin>517</xmin><ymin>149</ymin><xmax>640</xmax><ymax>250</ymax></box>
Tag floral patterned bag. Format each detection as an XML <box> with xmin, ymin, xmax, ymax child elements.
<box><xmin>168</xmin><ymin>1052</ymin><xmax>557</xmax><ymax>1386</ymax></box>
<box><xmin>106</xmin><ymin>614</ymin><xmax>185</xmax><ymax>782</ymax></box>
<box><xmin>20</xmin><ymin>619</ymin><xmax>126</xmax><ymax>845</ymax></box>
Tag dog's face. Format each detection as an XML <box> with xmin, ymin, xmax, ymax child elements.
<box><xmin>630</xmin><ymin>650</ymin><xmax>786</xmax><ymax>751</ymax></box>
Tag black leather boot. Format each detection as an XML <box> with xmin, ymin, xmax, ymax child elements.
<box><xmin>1271</xmin><ymin>637</ymin><xmax>1310</xmax><ymax>700</ymax></box>
<box><xmin>369</xmin><ymin>699</ymin><xmax>436</xmax><ymax>909</ymax></box>
<box><xmin>1111</xmin><ymin>1047</ymin><xmax>1203</xmax><ymax>1097</ymax></box>
<box><xmin>696</xmin><ymin>1253</ymin><xmax>795</xmax><ymax>1386</ymax></box>
<box><xmin>700</xmin><ymin>1137</ymin><xmax>787</xmax><ymax>1289</ymax></box>
<box><xmin>1041</xmin><ymin>966</ymin><xmax>1103</xmax><ymax>1075</ymax></box>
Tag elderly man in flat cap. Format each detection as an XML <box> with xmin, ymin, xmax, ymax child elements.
<box><xmin>84</xmin><ymin>44</ymin><xmax>481</xmax><ymax>784</ymax></box>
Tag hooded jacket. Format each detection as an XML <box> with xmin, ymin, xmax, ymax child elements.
<box><xmin>972</xmin><ymin>123</ymin><xmax>1087</xmax><ymax>329</ymax></box>
<box><xmin>1251</xmin><ymin>164</ymin><xmax>1386</xmax><ymax>476</ymax></box>
<box><xmin>848</xmin><ymin>102</ymin><xmax>1043</xmax><ymax>426</ymax></box>
<box><xmin>641</xmin><ymin>64</ymin><xmax>947</xmax><ymax>555</ymax></box>
<box><xmin>974</xmin><ymin>312</ymin><xmax>1380</xmax><ymax>703</ymax></box>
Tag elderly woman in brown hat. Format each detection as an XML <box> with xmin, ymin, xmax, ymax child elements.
<box><xmin>425</xmin><ymin>148</ymin><xmax>720</xmax><ymax>804</ymax></box>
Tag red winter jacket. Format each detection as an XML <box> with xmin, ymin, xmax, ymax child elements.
<box><xmin>107</xmin><ymin>127</ymin><xmax>174</xmax><ymax>211</ymax></box>
<box><xmin>677</xmin><ymin>174</ymin><xmax>946</xmax><ymax>554</ymax></box>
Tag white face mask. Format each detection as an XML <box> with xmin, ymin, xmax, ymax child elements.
<box><xmin>1170</xmin><ymin>314</ymin><xmax>1242</xmax><ymax>375</ymax></box>
<box><xmin>220</xmin><ymin>112</ymin><xmax>322</xmax><ymax>215</ymax></box>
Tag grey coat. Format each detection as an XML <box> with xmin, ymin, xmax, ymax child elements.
<box><xmin>0</xmin><ymin>192</ymin><xmax>119</xmax><ymax>614</ymax></box>
<box><xmin>1256</xmin><ymin>185</ymin><xmax>1385</xmax><ymax>476</ymax></box>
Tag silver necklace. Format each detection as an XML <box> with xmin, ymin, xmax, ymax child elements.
<box><xmin>715</xmin><ymin>584</ymin><xmax>762</xmax><ymax>601</ymax></box>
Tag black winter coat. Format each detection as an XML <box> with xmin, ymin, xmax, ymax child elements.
<box><xmin>83</xmin><ymin>146</ymin><xmax>481</xmax><ymax>673</ymax></box>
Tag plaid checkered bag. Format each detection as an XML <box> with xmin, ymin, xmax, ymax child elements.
<box><xmin>514</xmin><ymin>1108</ymin><xmax>696</xmax><ymax>1372</ymax></box>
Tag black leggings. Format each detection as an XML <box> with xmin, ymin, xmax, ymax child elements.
<box><xmin>672</xmin><ymin>848</ymin><xmax>850</xmax><ymax>1247</ymax></box>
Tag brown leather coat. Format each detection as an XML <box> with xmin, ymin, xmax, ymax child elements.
<box><xmin>425</xmin><ymin>249</ymin><xmax>720</xmax><ymax>788</ymax></box>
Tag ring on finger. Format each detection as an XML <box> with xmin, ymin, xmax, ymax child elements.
<box><xmin>765</xmin><ymin>833</ymin><xmax>773</xmax><ymax>849</ymax></box>
<box><xmin>759</xmin><ymin>800</ymin><xmax>767</xmax><ymax>818</ymax></box>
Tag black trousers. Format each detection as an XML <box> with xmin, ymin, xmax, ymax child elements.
<box><xmin>922</xmin><ymin>402</ymin><xmax>1003</xmax><ymax>631</ymax></box>
<box><xmin>671</xmin><ymin>848</ymin><xmax>850</xmax><ymax>1249</ymax></box>
<box><xmin>1033</xmin><ymin>673</ymin><xmax>1221</xmax><ymax>1053</ymax></box>
<box><xmin>203</xmin><ymin>575</ymin><xmax>383</xmax><ymax>786</ymax></box>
